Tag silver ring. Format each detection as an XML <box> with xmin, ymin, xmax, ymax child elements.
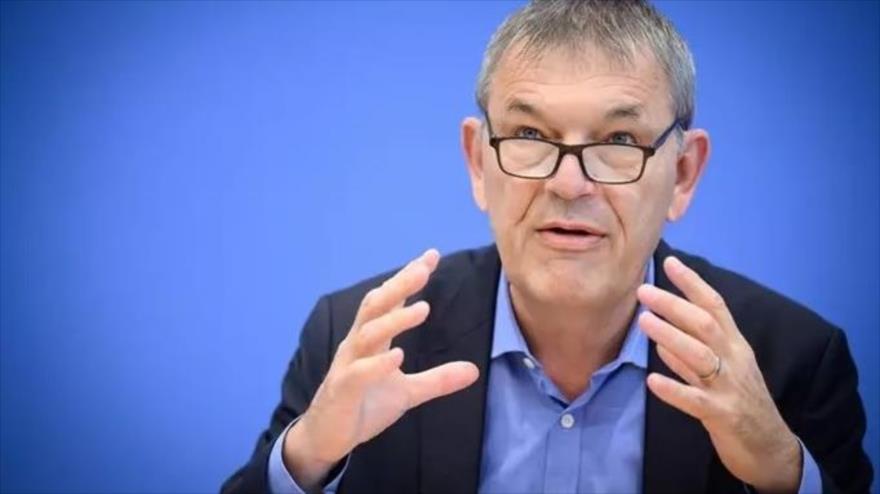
<box><xmin>698</xmin><ymin>354</ymin><xmax>722</xmax><ymax>383</ymax></box>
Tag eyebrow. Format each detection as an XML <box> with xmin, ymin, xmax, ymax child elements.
<box><xmin>603</xmin><ymin>104</ymin><xmax>644</xmax><ymax>122</ymax></box>
<box><xmin>503</xmin><ymin>98</ymin><xmax>645</xmax><ymax>123</ymax></box>
<box><xmin>504</xmin><ymin>98</ymin><xmax>545</xmax><ymax>119</ymax></box>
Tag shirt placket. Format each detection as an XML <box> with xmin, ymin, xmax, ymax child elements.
<box><xmin>543</xmin><ymin>404</ymin><xmax>583</xmax><ymax>494</ymax></box>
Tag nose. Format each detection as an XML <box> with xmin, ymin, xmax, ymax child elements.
<box><xmin>544</xmin><ymin>152</ymin><xmax>598</xmax><ymax>200</ymax></box>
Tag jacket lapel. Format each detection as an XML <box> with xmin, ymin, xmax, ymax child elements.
<box><xmin>417</xmin><ymin>246</ymin><xmax>500</xmax><ymax>494</ymax></box>
<box><xmin>643</xmin><ymin>240</ymin><xmax>714</xmax><ymax>493</ymax></box>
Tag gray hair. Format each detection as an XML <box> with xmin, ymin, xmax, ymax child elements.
<box><xmin>475</xmin><ymin>0</ymin><xmax>696</xmax><ymax>129</ymax></box>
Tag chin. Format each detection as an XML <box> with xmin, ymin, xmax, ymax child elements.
<box><xmin>523</xmin><ymin>264</ymin><xmax>611</xmax><ymax>307</ymax></box>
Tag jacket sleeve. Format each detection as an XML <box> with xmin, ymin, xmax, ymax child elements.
<box><xmin>797</xmin><ymin>328</ymin><xmax>873</xmax><ymax>494</ymax></box>
<box><xmin>221</xmin><ymin>295</ymin><xmax>336</xmax><ymax>494</ymax></box>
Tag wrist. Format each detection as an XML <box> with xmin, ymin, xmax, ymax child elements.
<box><xmin>752</xmin><ymin>432</ymin><xmax>802</xmax><ymax>494</ymax></box>
<box><xmin>282</xmin><ymin>417</ymin><xmax>338</xmax><ymax>491</ymax></box>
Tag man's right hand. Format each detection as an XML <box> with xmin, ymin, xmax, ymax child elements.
<box><xmin>281</xmin><ymin>249</ymin><xmax>480</xmax><ymax>491</ymax></box>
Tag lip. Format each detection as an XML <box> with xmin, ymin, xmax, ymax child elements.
<box><xmin>537</xmin><ymin>220</ymin><xmax>607</xmax><ymax>236</ymax></box>
<box><xmin>536</xmin><ymin>220</ymin><xmax>607</xmax><ymax>252</ymax></box>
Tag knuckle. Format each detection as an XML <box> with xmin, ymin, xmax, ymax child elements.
<box><xmin>335</xmin><ymin>338</ymin><xmax>351</xmax><ymax>356</ymax></box>
<box><xmin>707</xmin><ymin>291</ymin><xmax>727</xmax><ymax>311</ymax></box>
<box><xmin>343</xmin><ymin>361</ymin><xmax>368</xmax><ymax>384</ymax></box>
<box><xmin>347</xmin><ymin>331</ymin><xmax>369</xmax><ymax>355</ymax></box>
<box><xmin>693</xmin><ymin>391</ymin><xmax>710</xmax><ymax>411</ymax></box>
<box><xmin>322</xmin><ymin>370</ymin><xmax>343</xmax><ymax>393</ymax></box>
<box><xmin>384</xmin><ymin>271</ymin><xmax>398</xmax><ymax>286</ymax></box>
<box><xmin>701</xmin><ymin>348</ymin><xmax>717</xmax><ymax>368</ymax></box>
<box><xmin>729</xmin><ymin>336</ymin><xmax>752</xmax><ymax>357</ymax></box>
<box><xmin>359</xmin><ymin>317</ymin><xmax>376</xmax><ymax>335</ymax></box>
<box><xmin>697</xmin><ymin>312</ymin><xmax>716</xmax><ymax>335</ymax></box>
<box><xmin>361</xmin><ymin>288</ymin><xmax>379</xmax><ymax>309</ymax></box>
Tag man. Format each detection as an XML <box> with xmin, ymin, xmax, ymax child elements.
<box><xmin>222</xmin><ymin>1</ymin><xmax>872</xmax><ymax>492</ymax></box>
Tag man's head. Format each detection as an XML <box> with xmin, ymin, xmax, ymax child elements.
<box><xmin>462</xmin><ymin>0</ymin><xmax>710</xmax><ymax>309</ymax></box>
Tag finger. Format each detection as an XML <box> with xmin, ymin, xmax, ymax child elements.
<box><xmin>663</xmin><ymin>256</ymin><xmax>738</xmax><ymax>334</ymax></box>
<box><xmin>656</xmin><ymin>344</ymin><xmax>702</xmax><ymax>386</ymax></box>
<box><xmin>353</xmin><ymin>249</ymin><xmax>440</xmax><ymax>330</ymax></box>
<box><xmin>639</xmin><ymin>310</ymin><xmax>719</xmax><ymax>378</ymax></box>
<box><xmin>646</xmin><ymin>372</ymin><xmax>712</xmax><ymax>421</ymax></box>
<box><xmin>404</xmin><ymin>361</ymin><xmax>479</xmax><ymax>409</ymax></box>
<box><xmin>421</xmin><ymin>248</ymin><xmax>440</xmax><ymax>272</ymax></box>
<box><xmin>355</xmin><ymin>301</ymin><xmax>430</xmax><ymax>355</ymax></box>
<box><xmin>387</xmin><ymin>249</ymin><xmax>438</xmax><ymax>312</ymax></box>
<box><xmin>342</xmin><ymin>347</ymin><xmax>405</xmax><ymax>392</ymax></box>
<box><xmin>637</xmin><ymin>284</ymin><xmax>722</xmax><ymax>348</ymax></box>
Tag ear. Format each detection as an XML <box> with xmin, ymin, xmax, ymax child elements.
<box><xmin>667</xmin><ymin>128</ymin><xmax>710</xmax><ymax>222</ymax></box>
<box><xmin>461</xmin><ymin>116</ymin><xmax>488</xmax><ymax>211</ymax></box>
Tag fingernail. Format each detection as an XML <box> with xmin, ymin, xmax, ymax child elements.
<box><xmin>637</xmin><ymin>284</ymin><xmax>655</xmax><ymax>301</ymax></box>
<box><xmin>665</xmin><ymin>256</ymin><xmax>683</xmax><ymax>274</ymax></box>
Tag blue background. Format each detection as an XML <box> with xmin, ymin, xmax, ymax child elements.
<box><xmin>1</xmin><ymin>1</ymin><xmax>877</xmax><ymax>492</ymax></box>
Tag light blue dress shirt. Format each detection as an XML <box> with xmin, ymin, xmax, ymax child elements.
<box><xmin>478</xmin><ymin>265</ymin><xmax>651</xmax><ymax>494</ymax></box>
<box><xmin>268</xmin><ymin>259</ymin><xmax>822</xmax><ymax>493</ymax></box>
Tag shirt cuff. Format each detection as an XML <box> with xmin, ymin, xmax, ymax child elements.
<box><xmin>267</xmin><ymin>417</ymin><xmax>349</xmax><ymax>494</ymax></box>
<box><xmin>796</xmin><ymin>437</ymin><xmax>822</xmax><ymax>494</ymax></box>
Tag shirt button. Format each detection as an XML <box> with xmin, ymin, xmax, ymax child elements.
<box><xmin>522</xmin><ymin>357</ymin><xmax>535</xmax><ymax>369</ymax></box>
<box><xmin>560</xmin><ymin>413</ymin><xmax>575</xmax><ymax>429</ymax></box>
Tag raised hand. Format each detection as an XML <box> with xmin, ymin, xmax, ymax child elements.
<box><xmin>282</xmin><ymin>249</ymin><xmax>480</xmax><ymax>490</ymax></box>
<box><xmin>637</xmin><ymin>256</ymin><xmax>802</xmax><ymax>494</ymax></box>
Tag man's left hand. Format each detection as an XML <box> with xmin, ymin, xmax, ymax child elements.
<box><xmin>637</xmin><ymin>256</ymin><xmax>803</xmax><ymax>494</ymax></box>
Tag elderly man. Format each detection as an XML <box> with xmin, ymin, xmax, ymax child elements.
<box><xmin>222</xmin><ymin>1</ymin><xmax>872</xmax><ymax>493</ymax></box>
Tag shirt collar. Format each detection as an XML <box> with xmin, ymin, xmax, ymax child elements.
<box><xmin>491</xmin><ymin>258</ymin><xmax>653</xmax><ymax>370</ymax></box>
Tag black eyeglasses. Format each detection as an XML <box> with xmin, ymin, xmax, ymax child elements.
<box><xmin>485</xmin><ymin>116</ymin><xmax>681</xmax><ymax>184</ymax></box>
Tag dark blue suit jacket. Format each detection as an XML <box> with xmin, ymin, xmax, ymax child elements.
<box><xmin>222</xmin><ymin>241</ymin><xmax>872</xmax><ymax>493</ymax></box>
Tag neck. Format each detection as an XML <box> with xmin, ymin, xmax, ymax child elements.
<box><xmin>509</xmin><ymin>284</ymin><xmax>639</xmax><ymax>367</ymax></box>
<box><xmin>506</xmin><ymin>270</ymin><xmax>646</xmax><ymax>401</ymax></box>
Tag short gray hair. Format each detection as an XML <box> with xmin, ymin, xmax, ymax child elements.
<box><xmin>476</xmin><ymin>0</ymin><xmax>696</xmax><ymax>129</ymax></box>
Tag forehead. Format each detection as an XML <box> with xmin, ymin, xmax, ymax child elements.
<box><xmin>488</xmin><ymin>42</ymin><xmax>673</xmax><ymax>124</ymax></box>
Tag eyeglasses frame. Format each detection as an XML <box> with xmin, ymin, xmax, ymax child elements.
<box><xmin>484</xmin><ymin>114</ymin><xmax>683</xmax><ymax>184</ymax></box>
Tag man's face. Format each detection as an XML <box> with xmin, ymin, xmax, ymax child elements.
<box><xmin>462</xmin><ymin>44</ymin><xmax>708</xmax><ymax>308</ymax></box>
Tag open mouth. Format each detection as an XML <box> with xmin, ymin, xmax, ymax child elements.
<box><xmin>537</xmin><ymin>223</ymin><xmax>606</xmax><ymax>250</ymax></box>
<box><xmin>542</xmin><ymin>226</ymin><xmax>594</xmax><ymax>237</ymax></box>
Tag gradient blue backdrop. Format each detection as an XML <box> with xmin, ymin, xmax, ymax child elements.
<box><xmin>1</xmin><ymin>1</ymin><xmax>877</xmax><ymax>492</ymax></box>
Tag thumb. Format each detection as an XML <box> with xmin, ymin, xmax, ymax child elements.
<box><xmin>404</xmin><ymin>361</ymin><xmax>479</xmax><ymax>409</ymax></box>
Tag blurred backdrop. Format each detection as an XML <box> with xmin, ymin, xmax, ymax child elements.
<box><xmin>1</xmin><ymin>1</ymin><xmax>877</xmax><ymax>492</ymax></box>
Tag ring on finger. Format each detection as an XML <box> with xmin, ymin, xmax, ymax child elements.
<box><xmin>698</xmin><ymin>353</ymin><xmax>722</xmax><ymax>383</ymax></box>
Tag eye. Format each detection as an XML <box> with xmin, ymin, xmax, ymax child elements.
<box><xmin>513</xmin><ymin>126</ymin><xmax>545</xmax><ymax>140</ymax></box>
<box><xmin>606</xmin><ymin>132</ymin><xmax>637</xmax><ymax>145</ymax></box>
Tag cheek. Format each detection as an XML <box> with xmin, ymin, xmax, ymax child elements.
<box><xmin>607</xmin><ymin>166</ymin><xmax>676</xmax><ymax>244</ymax></box>
<box><xmin>483</xmin><ymin>167</ymin><xmax>539</xmax><ymax>232</ymax></box>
